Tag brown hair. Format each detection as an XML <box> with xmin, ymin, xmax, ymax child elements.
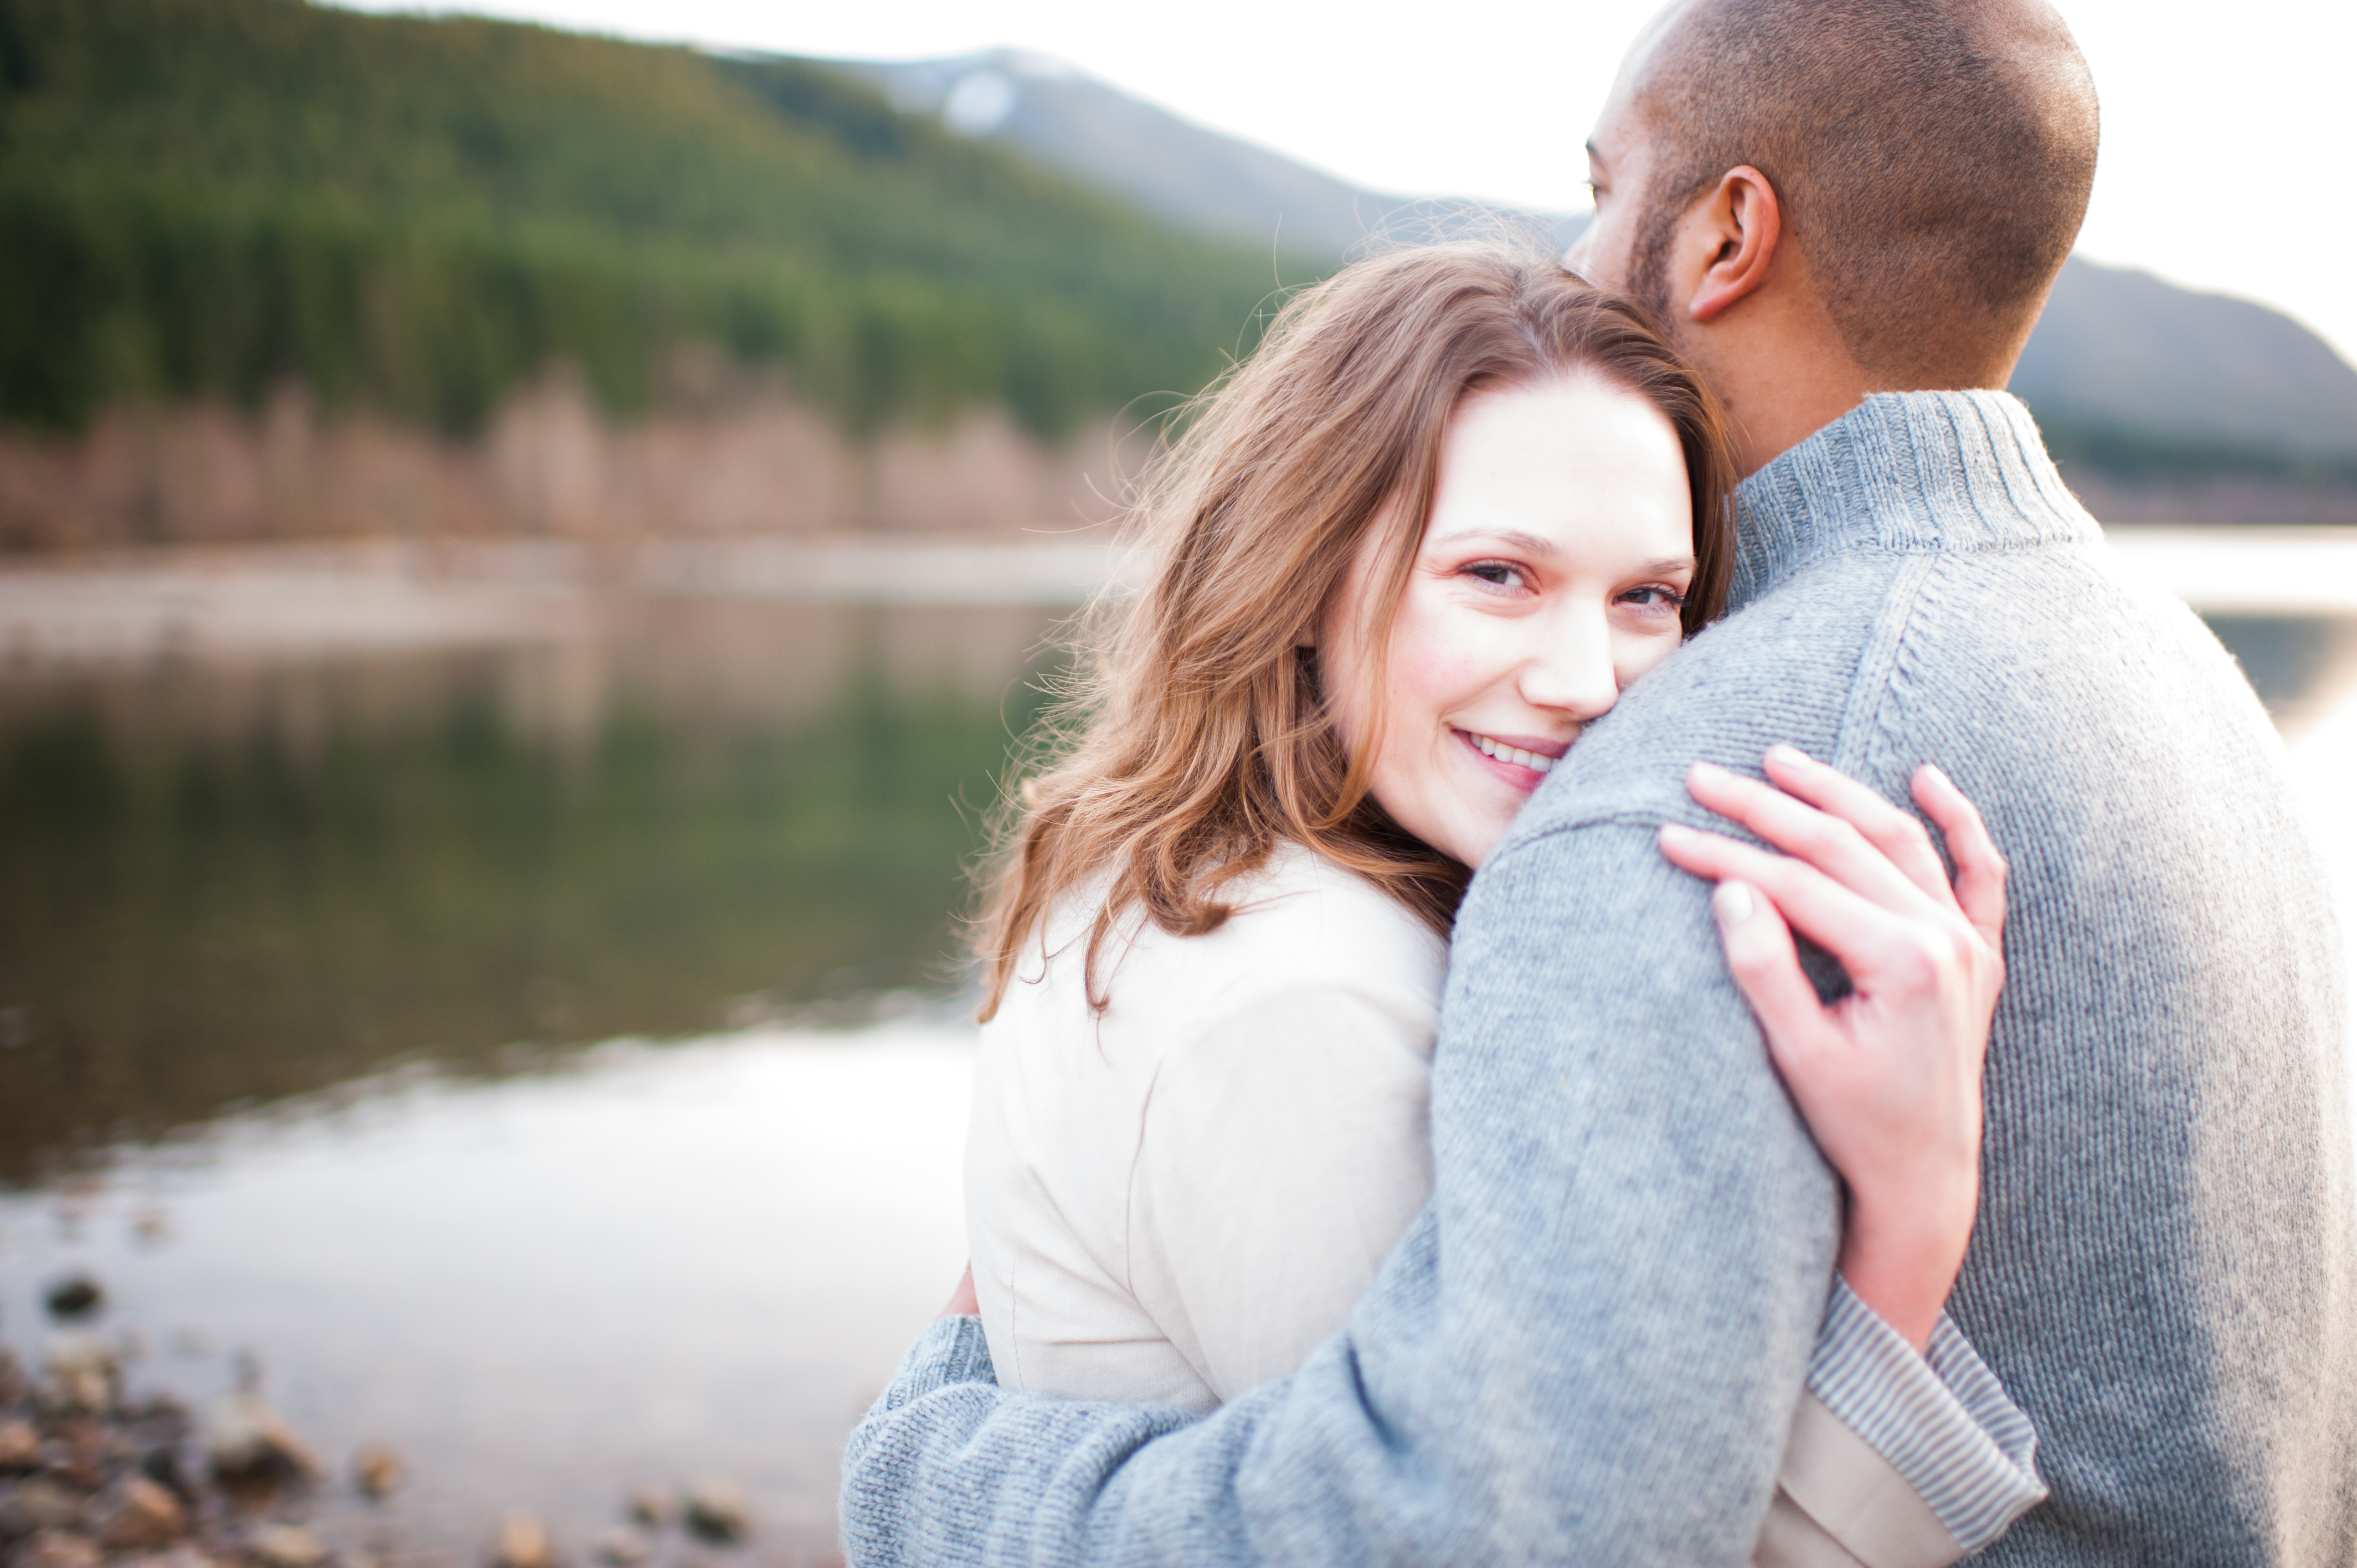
<box><xmin>974</xmin><ymin>242</ymin><xmax>1735</xmax><ymax>1019</ymax></box>
<box><xmin>1633</xmin><ymin>0</ymin><xmax>2098</xmax><ymax>385</ymax></box>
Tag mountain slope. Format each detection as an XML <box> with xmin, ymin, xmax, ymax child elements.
<box><xmin>2011</xmin><ymin>259</ymin><xmax>2357</xmax><ymax>473</ymax></box>
<box><xmin>838</xmin><ymin>49</ymin><xmax>1586</xmax><ymax>261</ymax></box>
<box><xmin>835</xmin><ymin>50</ymin><xmax>1391</xmax><ymax>259</ymax></box>
<box><xmin>0</xmin><ymin>0</ymin><xmax>1284</xmax><ymax>437</ymax></box>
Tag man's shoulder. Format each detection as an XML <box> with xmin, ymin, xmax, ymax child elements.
<box><xmin>1501</xmin><ymin>527</ymin><xmax>2224</xmax><ymax>854</ymax></box>
<box><xmin>1504</xmin><ymin>548</ymin><xmax>1908</xmax><ymax>847</ymax></box>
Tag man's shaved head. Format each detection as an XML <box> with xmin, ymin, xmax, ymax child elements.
<box><xmin>1627</xmin><ymin>0</ymin><xmax>2098</xmax><ymax>385</ymax></box>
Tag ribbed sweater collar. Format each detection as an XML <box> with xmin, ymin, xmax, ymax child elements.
<box><xmin>1728</xmin><ymin>390</ymin><xmax>2099</xmax><ymax>611</ymax></box>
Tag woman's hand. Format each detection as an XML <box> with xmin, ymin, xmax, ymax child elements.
<box><xmin>1656</xmin><ymin>744</ymin><xmax>2006</xmax><ymax>1352</ymax></box>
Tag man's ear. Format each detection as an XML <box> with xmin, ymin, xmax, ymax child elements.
<box><xmin>1687</xmin><ymin>166</ymin><xmax>1782</xmax><ymax>323</ymax></box>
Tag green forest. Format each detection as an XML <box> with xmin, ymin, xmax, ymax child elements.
<box><xmin>0</xmin><ymin>0</ymin><xmax>1292</xmax><ymax>439</ymax></box>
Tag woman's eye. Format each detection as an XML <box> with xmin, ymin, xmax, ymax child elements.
<box><xmin>1619</xmin><ymin>585</ymin><xmax>1687</xmax><ymax>613</ymax></box>
<box><xmin>1463</xmin><ymin>562</ymin><xmax>1529</xmax><ymax>592</ymax></box>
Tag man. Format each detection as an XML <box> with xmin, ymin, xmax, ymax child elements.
<box><xmin>841</xmin><ymin>1</ymin><xmax>2357</xmax><ymax>1561</ymax></box>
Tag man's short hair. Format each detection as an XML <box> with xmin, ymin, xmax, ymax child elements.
<box><xmin>1632</xmin><ymin>0</ymin><xmax>2099</xmax><ymax>385</ymax></box>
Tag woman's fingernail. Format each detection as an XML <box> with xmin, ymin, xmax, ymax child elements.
<box><xmin>1659</xmin><ymin>821</ymin><xmax>1695</xmax><ymax>844</ymax></box>
<box><xmin>1713</xmin><ymin>880</ymin><xmax>1757</xmax><ymax>924</ymax></box>
<box><xmin>1766</xmin><ymin>742</ymin><xmax>1810</xmax><ymax>768</ymax></box>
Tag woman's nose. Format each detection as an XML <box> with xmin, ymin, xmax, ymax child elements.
<box><xmin>1517</xmin><ymin>611</ymin><xmax>1621</xmax><ymax>721</ymax></box>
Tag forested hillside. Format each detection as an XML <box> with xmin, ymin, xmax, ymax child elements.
<box><xmin>0</xmin><ymin>0</ymin><xmax>1285</xmax><ymax>440</ymax></box>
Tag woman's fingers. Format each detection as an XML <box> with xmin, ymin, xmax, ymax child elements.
<box><xmin>939</xmin><ymin>1263</ymin><xmax>980</xmax><ymax>1319</ymax></box>
<box><xmin>1911</xmin><ymin>764</ymin><xmax>2008</xmax><ymax>951</ymax></box>
<box><xmin>1707</xmin><ymin>879</ymin><xmax>1841</xmax><ymax>1077</ymax></box>
<box><xmin>1761</xmin><ymin>745</ymin><xmax>1959</xmax><ymax>911</ymax></box>
<box><xmin>1659</xmin><ymin>821</ymin><xmax>1921</xmax><ymax>983</ymax></box>
<box><xmin>1686</xmin><ymin>761</ymin><xmax>1942</xmax><ymax>921</ymax></box>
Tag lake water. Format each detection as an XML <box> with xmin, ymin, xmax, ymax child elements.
<box><xmin>1</xmin><ymin>534</ymin><xmax>2355</xmax><ymax>1564</ymax></box>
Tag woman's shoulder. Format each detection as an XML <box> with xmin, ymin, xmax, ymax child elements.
<box><xmin>1229</xmin><ymin>840</ymin><xmax>1445</xmax><ymax>951</ymax></box>
<box><xmin>1095</xmin><ymin>842</ymin><xmax>1447</xmax><ymax>1023</ymax></box>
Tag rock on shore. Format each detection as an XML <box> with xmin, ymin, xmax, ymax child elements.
<box><xmin>1</xmin><ymin>1285</ymin><xmax>819</xmax><ymax>1568</ymax></box>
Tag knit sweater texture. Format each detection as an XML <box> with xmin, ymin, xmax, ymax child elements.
<box><xmin>840</xmin><ymin>391</ymin><xmax>2357</xmax><ymax>1564</ymax></box>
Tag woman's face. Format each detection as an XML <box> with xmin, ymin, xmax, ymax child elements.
<box><xmin>1321</xmin><ymin>374</ymin><xmax>1696</xmax><ymax>869</ymax></box>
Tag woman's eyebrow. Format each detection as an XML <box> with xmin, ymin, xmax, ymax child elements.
<box><xmin>1428</xmin><ymin>525</ymin><xmax>1564</xmax><ymax>558</ymax></box>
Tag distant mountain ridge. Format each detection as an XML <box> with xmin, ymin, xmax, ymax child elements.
<box><xmin>834</xmin><ymin>49</ymin><xmax>1587</xmax><ymax>261</ymax></box>
<box><xmin>2018</xmin><ymin>259</ymin><xmax>2357</xmax><ymax>471</ymax></box>
<box><xmin>838</xmin><ymin>48</ymin><xmax>2357</xmax><ymax>513</ymax></box>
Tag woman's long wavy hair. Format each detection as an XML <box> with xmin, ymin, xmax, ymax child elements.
<box><xmin>974</xmin><ymin>242</ymin><xmax>1736</xmax><ymax>1020</ymax></box>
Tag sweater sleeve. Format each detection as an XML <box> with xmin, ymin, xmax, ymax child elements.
<box><xmin>841</xmin><ymin>1298</ymin><xmax>2047</xmax><ymax>1568</ymax></box>
<box><xmin>842</xmin><ymin>821</ymin><xmax>2047</xmax><ymax>1565</ymax></box>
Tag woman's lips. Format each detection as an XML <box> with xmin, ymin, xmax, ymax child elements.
<box><xmin>1454</xmin><ymin>728</ymin><xmax>1568</xmax><ymax>793</ymax></box>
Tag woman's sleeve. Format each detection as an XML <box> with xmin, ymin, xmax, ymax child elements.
<box><xmin>1125</xmin><ymin>977</ymin><xmax>1438</xmax><ymax>1404</ymax></box>
<box><xmin>1755</xmin><ymin>1282</ymin><xmax>2045</xmax><ymax>1567</ymax></box>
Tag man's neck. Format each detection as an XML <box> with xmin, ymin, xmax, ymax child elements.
<box><xmin>1712</xmin><ymin>349</ymin><xmax>2032</xmax><ymax>477</ymax></box>
<box><xmin>1676</xmin><ymin>255</ymin><xmax>2027</xmax><ymax>477</ymax></box>
<box><xmin>1722</xmin><ymin>380</ymin><xmax>1870</xmax><ymax>479</ymax></box>
<box><xmin>1675</xmin><ymin>277</ymin><xmax>1880</xmax><ymax>478</ymax></box>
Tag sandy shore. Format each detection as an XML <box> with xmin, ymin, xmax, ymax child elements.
<box><xmin>0</xmin><ymin>527</ymin><xmax>2350</xmax><ymax>669</ymax></box>
<box><xmin>0</xmin><ymin>538</ymin><xmax>1132</xmax><ymax>667</ymax></box>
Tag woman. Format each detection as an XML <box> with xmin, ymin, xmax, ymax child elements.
<box><xmin>960</xmin><ymin>244</ymin><xmax>2024</xmax><ymax>1562</ymax></box>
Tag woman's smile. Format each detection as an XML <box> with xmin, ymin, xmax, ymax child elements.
<box><xmin>1452</xmin><ymin>727</ymin><xmax>1567</xmax><ymax>790</ymax></box>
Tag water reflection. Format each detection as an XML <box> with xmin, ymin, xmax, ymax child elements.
<box><xmin>0</xmin><ymin>600</ymin><xmax>1059</xmax><ymax>1184</ymax></box>
<box><xmin>2204</xmin><ymin>613</ymin><xmax>2357</xmax><ymax>732</ymax></box>
<box><xmin>0</xmin><ymin>576</ymin><xmax>2352</xmax><ymax>1564</ymax></box>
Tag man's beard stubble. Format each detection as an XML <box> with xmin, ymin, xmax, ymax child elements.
<box><xmin>1624</xmin><ymin>202</ymin><xmax>1688</xmax><ymax>348</ymax></box>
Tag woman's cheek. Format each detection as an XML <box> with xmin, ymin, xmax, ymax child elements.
<box><xmin>1619</xmin><ymin>623</ymin><xmax>1686</xmax><ymax>685</ymax></box>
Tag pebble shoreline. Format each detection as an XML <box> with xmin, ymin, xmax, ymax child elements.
<box><xmin>0</xmin><ymin>1278</ymin><xmax>828</xmax><ymax>1568</ymax></box>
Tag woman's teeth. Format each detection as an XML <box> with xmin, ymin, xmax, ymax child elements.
<box><xmin>1468</xmin><ymin>733</ymin><xmax>1554</xmax><ymax>773</ymax></box>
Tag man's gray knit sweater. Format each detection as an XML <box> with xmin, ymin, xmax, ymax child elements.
<box><xmin>840</xmin><ymin>391</ymin><xmax>2357</xmax><ymax>1563</ymax></box>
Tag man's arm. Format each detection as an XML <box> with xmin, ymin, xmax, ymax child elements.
<box><xmin>845</xmin><ymin>822</ymin><xmax>2027</xmax><ymax>1564</ymax></box>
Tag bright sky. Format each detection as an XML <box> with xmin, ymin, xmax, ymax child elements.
<box><xmin>338</xmin><ymin>0</ymin><xmax>2356</xmax><ymax>368</ymax></box>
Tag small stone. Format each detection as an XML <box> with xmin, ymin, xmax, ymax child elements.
<box><xmin>0</xmin><ymin>1421</ymin><xmax>38</xmax><ymax>1472</ymax></box>
<box><xmin>42</xmin><ymin>1278</ymin><xmax>103</xmax><ymax>1323</ymax></box>
<box><xmin>245</xmin><ymin>1523</ymin><xmax>328</xmax><ymax>1568</ymax></box>
<box><xmin>204</xmin><ymin>1395</ymin><xmax>317</xmax><ymax>1483</ymax></box>
<box><xmin>682</xmin><ymin>1478</ymin><xmax>749</xmax><ymax>1545</ymax></box>
<box><xmin>351</xmin><ymin>1446</ymin><xmax>401</xmax><ymax>1500</ymax></box>
<box><xmin>117</xmin><ymin>1537</ymin><xmax>225</xmax><ymax>1565</ymax></box>
<box><xmin>18</xmin><ymin>1529</ymin><xmax>101</xmax><ymax>1568</ymax></box>
<box><xmin>624</xmin><ymin>1488</ymin><xmax>673</xmax><ymax>1530</ymax></box>
<box><xmin>491</xmin><ymin>1512</ymin><xmax>554</xmax><ymax>1568</ymax></box>
<box><xmin>0</xmin><ymin>1477</ymin><xmax>86</xmax><ymax>1539</ymax></box>
<box><xmin>40</xmin><ymin>1335</ymin><xmax>117</xmax><ymax>1416</ymax></box>
<box><xmin>588</xmin><ymin>1529</ymin><xmax>646</xmax><ymax>1568</ymax></box>
<box><xmin>137</xmin><ymin>1441</ymin><xmax>191</xmax><ymax>1498</ymax></box>
<box><xmin>45</xmin><ymin>1420</ymin><xmax>107</xmax><ymax>1492</ymax></box>
<box><xmin>114</xmin><ymin>1548</ymin><xmax>223</xmax><ymax>1568</ymax></box>
<box><xmin>98</xmin><ymin>1475</ymin><xmax>187</xmax><ymax>1550</ymax></box>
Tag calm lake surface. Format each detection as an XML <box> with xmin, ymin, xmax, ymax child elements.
<box><xmin>2</xmin><ymin>537</ymin><xmax>2355</xmax><ymax>1561</ymax></box>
